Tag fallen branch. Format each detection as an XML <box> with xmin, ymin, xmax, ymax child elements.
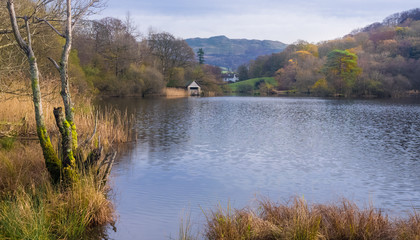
<box><xmin>98</xmin><ymin>151</ymin><xmax>117</xmax><ymax>189</ymax></box>
<box><xmin>80</xmin><ymin>112</ymin><xmax>98</xmax><ymax>148</ymax></box>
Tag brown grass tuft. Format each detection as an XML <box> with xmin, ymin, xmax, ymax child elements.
<box><xmin>0</xmin><ymin>142</ymin><xmax>48</xmax><ymax>197</ymax></box>
<box><xmin>204</xmin><ymin>203</ymin><xmax>281</xmax><ymax>240</ymax></box>
<box><xmin>316</xmin><ymin>199</ymin><xmax>394</xmax><ymax>239</ymax></box>
<box><xmin>0</xmin><ymin>81</ymin><xmax>131</xmax><ymax>239</ymax></box>
<box><xmin>204</xmin><ymin>197</ymin><xmax>420</xmax><ymax>240</ymax></box>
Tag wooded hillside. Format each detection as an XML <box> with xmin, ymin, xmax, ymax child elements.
<box><xmin>237</xmin><ymin>8</ymin><xmax>420</xmax><ymax>97</ymax></box>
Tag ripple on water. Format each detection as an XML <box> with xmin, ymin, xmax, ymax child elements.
<box><xmin>105</xmin><ymin>96</ymin><xmax>420</xmax><ymax>239</ymax></box>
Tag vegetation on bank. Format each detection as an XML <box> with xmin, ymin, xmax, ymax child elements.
<box><xmin>0</xmin><ymin>0</ymin><xmax>133</xmax><ymax>237</ymax></box>
<box><xmin>227</xmin><ymin>77</ymin><xmax>277</xmax><ymax>95</ymax></box>
<box><xmin>0</xmin><ymin>91</ymin><xmax>132</xmax><ymax>239</ymax></box>
<box><xmin>3</xmin><ymin>5</ymin><xmax>419</xmax><ymax>99</ymax></box>
<box><xmin>179</xmin><ymin>197</ymin><xmax>420</xmax><ymax>240</ymax></box>
<box><xmin>237</xmin><ymin>8</ymin><xmax>420</xmax><ymax>98</ymax></box>
<box><xmin>71</xmin><ymin>20</ymin><xmax>225</xmax><ymax>97</ymax></box>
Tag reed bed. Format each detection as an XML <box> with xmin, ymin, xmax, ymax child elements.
<box><xmin>164</xmin><ymin>87</ymin><xmax>188</xmax><ymax>98</ymax></box>
<box><xmin>0</xmin><ymin>83</ymin><xmax>133</xmax><ymax>239</ymax></box>
<box><xmin>203</xmin><ymin>197</ymin><xmax>420</xmax><ymax>240</ymax></box>
<box><xmin>0</xmin><ymin>93</ymin><xmax>132</xmax><ymax>147</ymax></box>
<box><xmin>0</xmin><ymin>169</ymin><xmax>114</xmax><ymax>239</ymax></box>
<box><xmin>0</xmin><ymin>140</ymin><xmax>116</xmax><ymax>239</ymax></box>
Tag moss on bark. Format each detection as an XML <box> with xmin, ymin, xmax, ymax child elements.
<box><xmin>69</xmin><ymin>121</ymin><xmax>78</xmax><ymax>150</ymax></box>
<box><xmin>37</xmin><ymin>126</ymin><xmax>61</xmax><ymax>183</ymax></box>
<box><xmin>54</xmin><ymin>107</ymin><xmax>79</xmax><ymax>183</ymax></box>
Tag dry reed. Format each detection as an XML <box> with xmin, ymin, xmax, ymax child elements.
<box><xmin>164</xmin><ymin>87</ymin><xmax>188</xmax><ymax>98</ymax></box>
<box><xmin>0</xmin><ymin>141</ymin><xmax>48</xmax><ymax>197</ymax></box>
<box><xmin>0</xmin><ymin>84</ymin><xmax>132</xmax><ymax>147</ymax></box>
<box><xmin>0</xmin><ymin>81</ymin><xmax>131</xmax><ymax>239</ymax></box>
<box><xmin>204</xmin><ymin>197</ymin><xmax>420</xmax><ymax>240</ymax></box>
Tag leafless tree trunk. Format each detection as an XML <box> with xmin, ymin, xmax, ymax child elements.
<box><xmin>46</xmin><ymin>0</ymin><xmax>100</xmax><ymax>149</ymax></box>
<box><xmin>6</xmin><ymin>0</ymin><xmax>62</xmax><ymax>183</ymax></box>
<box><xmin>46</xmin><ymin>0</ymin><xmax>78</xmax><ymax>160</ymax></box>
<box><xmin>6</xmin><ymin>0</ymin><xmax>102</xmax><ymax>184</ymax></box>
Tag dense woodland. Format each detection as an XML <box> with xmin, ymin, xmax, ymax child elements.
<box><xmin>238</xmin><ymin>8</ymin><xmax>420</xmax><ymax>97</ymax></box>
<box><xmin>0</xmin><ymin>3</ymin><xmax>223</xmax><ymax>97</ymax></box>
<box><xmin>1</xmin><ymin>5</ymin><xmax>420</xmax><ymax>98</ymax></box>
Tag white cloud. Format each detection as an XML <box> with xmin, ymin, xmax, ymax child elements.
<box><xmin>97</xmin><ymin>0</ymin><xmax>420</xmax><ymax>43</ymax></box>
<box><xmin>118</xmin><ymin>10</ymin><xmax>371</xmax><ymax>43</ymax></box>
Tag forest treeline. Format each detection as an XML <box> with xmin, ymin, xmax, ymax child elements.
<box><xmin>0</xmin><ymin>4</ymin><xmax>223</xmax><ymax>97</ymax></box>
<box><xmin>1</xmin><ymin>5</ymin><xmax>420</xmax><ymax>98</ymax></box>
<box><xmin>238</xmin><ymin>8</ymin><xmax>420</xmax><ymax>97</ymax></box>
<box><xmin>72</xmin><ymin>18</ymin><xmax>225</xmax><ymax>96</ymax></box>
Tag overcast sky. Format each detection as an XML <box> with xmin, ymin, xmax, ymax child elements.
<box><xmin>96</xmin><ymin>0</ymin><xmax>419</xmax><ymax>44</ymax></box>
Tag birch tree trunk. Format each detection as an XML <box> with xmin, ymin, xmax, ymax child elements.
<box><xmin>53</xmin><ymin>0</ymin><xmax>78</xmax><ymax>181</ymax></box>
<box><xmin>60</xmin><ymin>0</ymin><xmax>77</xmax><ymax>150</ymax></box>
<box><xmin>6</xmin><ymin>0</ymin><xmax>62</xmax><ymax>183</ymax></box>
<box><xmin>7</xmin><ymin>0</ymin><xmax>102</xmax><ymax>184</ymax></box>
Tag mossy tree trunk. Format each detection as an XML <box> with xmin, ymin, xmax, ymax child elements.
<box><xmin>60</xmin><ymin>0</ymin><xmax>77</xmax><ymax>150</ymax></box>
<box><xmin>7</xmin><ymin>0</ymin><xmax>102</xmax><ymax>184</ymax></box>
<box><xmin>53</xmin><ymin>107</ymin><xmax>78</xmax><ymax>182</ymax></box>
<box><xmin>48</xmin><ymin>0</ymin><xmax>100</xmax><ymax>161</ymax></box>
<box><xmin>6</xmin><ymin>0</ymin><xmax>62</xmax><ymax>183</ymax></box>
<box><xmin>46</xmin><ymin>0</ymin><xmax>78</xmax><ymax>160</ymax></box>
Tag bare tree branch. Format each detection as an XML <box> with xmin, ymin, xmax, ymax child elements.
<box><xmin>23</xmin><ymin>17</ymin><xmax>32</xmax><ymax>49</ymax></box>
<box><xmin>0</xmin><ymin>42</ymin><xmax>16</xmax><ymax>49</ymax></box>
<box><xmin>47</xmin><ymin>57</ymin><xmax>60</xmax><ymax>70</ymax></box>
<box><xmin>35</xmin><ymin>17</ymin><xmax>65</xmax><ymax>38</ymax></box>
<box><xmin>0</xmin><ymin>29</ymin><xmax>13</xmax><ymax>34</ymax></box>
<box><xmin>6</xmin><ymin>0</ymin><xmax>29</xmax><ymax>55</ymax></box>
<box><xmin>72</xmin><ymin>0</ymin><xmax>104</xmax><ymax>29</ymax></box>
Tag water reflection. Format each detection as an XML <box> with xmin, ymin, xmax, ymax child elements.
<box><xmin>105</xmin><ymin>96</ymin><xmax>420</xmax><ymax>240</ymax></box>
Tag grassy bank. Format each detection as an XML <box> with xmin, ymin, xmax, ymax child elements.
<box><xmin>228</xmin><ymin>77</ymin><xmax>277</xmax><ymax>93</ymax></box>
<box><xmin>194</xmin><ymin>197</ymin><xmax>420</xmax><ymax>240</ymax></box>
<box><xmin>0</xmin><ymin>90</ymin><xmax>132</xmax><ymax>239</ymax></box>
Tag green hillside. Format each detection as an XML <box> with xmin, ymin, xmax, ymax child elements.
<box><xmin>185</xmin><ymin>36</ymin><xmax>287</xmax><ymax>70</ymax></box>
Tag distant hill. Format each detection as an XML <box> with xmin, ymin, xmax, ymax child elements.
<box><xmin>185</xmin><ymin>35</ymin><xmax>287</xmax><ymax>71</ymax></box>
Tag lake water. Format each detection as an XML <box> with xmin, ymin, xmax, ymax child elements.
<box><xmin>105</xmin><ymin>96</ymin><xmax>420</xmax><ymax>240</ymax></box>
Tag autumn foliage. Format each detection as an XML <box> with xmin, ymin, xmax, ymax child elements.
<box><xmin>242</xmin><ymin>8</ymin><xmax>420</xmax><ymax>97</ymax></box>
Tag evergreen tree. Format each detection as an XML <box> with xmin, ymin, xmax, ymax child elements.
<box><xmin>197</xmin><ymin>48</ymin><xmax>205</xmax><ymax>65</ymax></box>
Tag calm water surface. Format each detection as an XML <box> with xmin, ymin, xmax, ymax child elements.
<box><xmin>106</xmin><ymin>96</ymin><xmax>420</xmax><ymax>240</ymax></box>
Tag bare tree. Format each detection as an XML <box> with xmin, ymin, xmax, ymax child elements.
<box><xmin>6</xmin><ymin>0</ymin><xmax>62</xmax><ymax>181</ymax></box>
<box><xmin>147</xmin><ymin>31</ymin><xmax>195</xmax><ymax>81</ymax></box>
<box><xmin>6</xmin><ymin>0</ymin><xmax>105</xmax><ymax>184</ymax></box>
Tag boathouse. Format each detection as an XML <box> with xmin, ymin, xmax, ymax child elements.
<box><xmin>187</xmin><ymin>81</ymin><xmax>201</xmax><ymax>96</ymax></box>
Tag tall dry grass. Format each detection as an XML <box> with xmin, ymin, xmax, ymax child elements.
<box><xmin>204</xmin><ymin>203</ymin><xmax>281</xmax><ymax>240</ymax></box>
<box><xmin>0</xmin><ymin>93</ymin><xmax>132</xmax><ymax>147</ymax></box>
<box><xmin>0</xmin><ymin>141</ymin><xmax>47</xmax><ymax>197</ymax></box>
<box><xmin>176</xmin><ymin>209</ymin><xmax>199</xmax><ymax>240</ymax></box>
<box><xmin>0</xmin><ymin>140</ymin><xmax>116</xmax><ymax>239</ymax></box>
<box><xmin>0</xmin><ymin>81</ymin><xmax>132</xmax><ymax>239</ymax></box>
<box><xmin>164</xmin><ymin>87</ymin><xmax>188</xmax><ymax>98</ymax></box>
<box><xmin>0</xmin><ymin>172</ymin><xmax>114</xmax><ymax>239</ymax></box>
<box><xmin>204</xmin><ymin>197</ymin><xmax>420</xmax><ymax>240</ymax></box>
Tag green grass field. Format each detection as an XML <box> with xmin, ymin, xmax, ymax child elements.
<box><xmin>228</xmin><ymin>77</ymin><xmax>277</xmax><ymax>92</ymax></box>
